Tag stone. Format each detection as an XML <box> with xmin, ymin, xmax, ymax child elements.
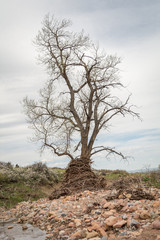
<box><xmin>128</xmin><ymin>206</ymin><xmax>137</xmax><ymax>212</ymax></box>
<box><xmin>130</xmin><ymin>219</ymin><xmax>140</xmax><ymax>229</ymax></box>
<box><xmin>81</xmin><ymin>230</ymin><xmax>87</xmax><ymax>238</ymax></box>
<box><xmin>48</xmin><ymin>211</ymin><xmax>56</xmax><ymax>217</ymax></box>
<box><xmin>8</xmin><ymin>225</ymin><xmax>14</xmax><ymax>229</ymax></box>
<box><xmin>102</xmin><ymin>210</ymin><xmax>116</xmax><ymax>218</ymax></box>
<box><xmin>122</xmin><ymin>214</ymin><xmax>127</xmax><ymax>220</ymax></box>
<box><xmin>74</xmin><ymin>218</ymin><xmax>81</xmax><ymax>227</ymax></box>
<box><xmin>126</xmin><ymin>193</ymin><xmax>132</xmax><ymax>199</ymax></box>
<box><xmin>104</xmin><ymin>216</ymin><xmax>118</xmax><ymax>227</ymax></box>
<box><xmin>95</xmin><ymin>210</ymin><xmax>101</xmax><ymax>215</ymax></box>
<box><xmin>139</xmin><ymin>210</ymin><xmax>151</xmax><ymax>220</ymax></box>
<box><xmin>130</xmin><ymin>231</ymin><xmax>141</xmax><ymax>237</ymax></box>
<box><xmin>101</xmin><ymin>236</ymin><xmax>108</xmax><ymax>240</ymax></box>
<box><xmin>113</xmin><ymin>220</ymin><xmax>127</xmax><ymax>228</ymax></box>
<box><xmin>153</xmin><ymin>201</ymin><xmax>160</xmax><ymax>208</ymax></box>
<box><xmin>156</xmin><ymin>235</ymin><xmax>160</xmax><ymax>240</ymax></box>
<box><xmin>119</xmin><ymin>231</ymin><xmax>127</xmax><ymax>236</ymax></box>
<box><xmin>22</xmin><ymin>224</ymin><xmax>28</xmax><ymax>230</ymax></box>
<box><xmin>152</xmin><ymin>220</ymin><xmax>160</xmax><ymax>229</ymax></box>
<box><xmin>118</xmin><ymin>194</ymin><xmax>123</xmax><ymax>199</ymax></box>
<box><xmin>68</xmin><ymin>222</ymin><xmax>75</xmax><ymax>228</ymax></box>
<box><xmin>61</xmin><ymin>236</ymin><xmax>69</xmax><ymax>239</ymax></box>
<box><xmin>121</xmin><ymin>205</ymin><xmax>128</xmax><ymax>212</ymax></box>
<box><xmin>70</xmin><ymin>230</ymin><xmax>83</xmax><ymax>240</ymax></box>
<box><xmin>103</xmin><ymin>202</ymin><xmax>110</xmax><ymax>209</ymax></box>
<box><xmin>88</xmin><ymin>238</ymin><xmax>101</xmax><ymax>240</ymax></box>
<box><xmin>86</xmin><ymin>231</ymin><xmax>99</xmax><ymax>239</ymax></box>
<box><xmin>59</xmin><ymin>230</ymin><xmax>66</xmax><ymax>235</ymax></box>
<box><xmin>108</xmin><ymin>234</ymin><xmax>116</xmax><ymax>239</ymax></box>
<box><xmin>91</xmin><ymin>222</ymin><xmax>107</xmax><ymax>237</ymax></box>
<box><xmin>61</xmin><ymin>213</ymin><xmax>67</xmax><ymax>217</ymax></box>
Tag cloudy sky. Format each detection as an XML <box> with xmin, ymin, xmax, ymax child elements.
<box><xmin>0</xmin><ymin>0</ymin><xmax>160</xmax><ymax>171</ymax></box>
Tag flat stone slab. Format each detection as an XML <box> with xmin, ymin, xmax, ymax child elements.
<box><xmin>0</xmin><ymin>220</ymin><xmax>46</xmax><ymax>240</ymax></box>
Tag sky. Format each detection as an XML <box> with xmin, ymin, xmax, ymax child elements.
<box><xmin>0</xmin><ymin>0</ymin><xmax>160</xmax><ymax>171</ymax></box>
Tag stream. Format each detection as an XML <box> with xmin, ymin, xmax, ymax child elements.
<box><xmin>0</xmin><ymin>218</ymin><xmax>46</xmax><ymax>240</ymax></box>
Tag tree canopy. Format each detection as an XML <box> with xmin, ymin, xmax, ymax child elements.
<box><xmin>23</xmin><ymin>15</ymin><xmax>140</xmax><ymax>163</ymax></box>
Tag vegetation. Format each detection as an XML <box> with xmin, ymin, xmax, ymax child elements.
<box><xmin>0</xmin><ymin>161</ymin><xmax>64</xmax><ymax>209</ymax></box>
<box><xmin>140</xmin><ymin>170</ymin><xmax>160</xmax><ymax>189</ymax></box>
<box><xmin>0</xmin><ymin>182</ymin><xmax>45</xmax><ymax>209</ymax></box>
<box><xmin>0</xmin><ymin>161</ymin><xmax>159</xmax><ymax>209</ymax></box>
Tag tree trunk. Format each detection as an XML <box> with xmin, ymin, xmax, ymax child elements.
<box><xmin>49</xmin><ymin>157</ymin><xmax>106</xmax><ymax>199</ymax></box>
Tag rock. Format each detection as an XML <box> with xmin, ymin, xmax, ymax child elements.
<box><xmin>126</xmin><ymin>193</ymin><xmax>132</xmax><ymax>199</ymax></box>
<box><xmin>48</xmin><ymin>211</ymin><xmax>55</xmax><ymax>217</ymax></box>
<box><xmin>86</xmin><ymin>231</ymin><xmax>98</xmax><ymax>239</ymax></box>
<box><xmin>118</xmin><ymin>194</ymin><xmax>124</xmax><ymax>199</ymax></box>
<box><xmin>8</xmin><ymin>225</ymin><xmax>14</xmax><ymax>229</ymax></box>
<box><xmin>113</xmin><ymin>220</ymin><xmax>127</xmax><ymax>228</ymax></box>
<box><xmin>130</xmin><ymin>231</ymin><xmax>141</xmax><ymax>237</ymax></box>
<box><xmin>74</xmin><ymin>219</ymin><xmax>81</xmax><ymax>227</ymax></box>
<box><xmin>152</xmin><ymin>220</ymin><xmax>160</xmax><ymax>229</ymax></box>
<box><xmin>153</xmin><ymin>201</ymin><xmax>160</xmax><ymax>208</ymax></box>
<box><xmin>128</xmin><ymin>206</ymin><xmax>137</xmax><ymax>212</ymax></box>
<box><xmin>130</xmin><ymin>219</ymin><xmax>140</xmax><ymax>229</ymax></box>
<box><xmin>68</xmin><ymin>222</ymin><xmax>75</xmax><ymax>228</ymax></box>
<box><xmin>70</xmin><ymin>230</ymin><xmax>83</xmax><ymax>240</ymax></box>
<box><xmin>59</xmin><ymin>230</ymin><xmax>66</xmax><ymax>235</ymax></box>
<box><xmin>104</xmin><ymin>216</ymin><xmax>118</xmax><ymax>227</ymax></box>
<box><xmin>108</xmin><ymin>234</ymin><xmax>116</xmax><ymax>239</ymax></box>
<box><xmin>121</xmin><ymin>205</ymin><xmax>128</xmax><ymax>212</ymax></box>
<box><xmin>95</xmin><ymin>210</ymin><xmax>101</xmax><ymax>215</ymax></box>
<box><xmin>22</xmin><ymin>224</ymin><xmax>28</xmax><ymax>230</ymax></box>
<box><xmin>91</xmin><ymin>222</ymin><xmax>107</xmax><ymax>237</ymax></box>
<box><xmin>101</xmin><ymin>236</ymin><xmax>108</xmax><ymax>240</ymax></box>
<box><xmin>88</xmin><ymin>238</ymin><xmax>101</xmax><ymax>240</ymax></box>
<box><xmin>139</xmin><ymin>210</ymin><xmax>151</xmax><ymax>220</ymax></box>
<box><xmin>156</xmin><ymin>235</ymin><xmax>160</xmax><ymax>240</ymax></box>
<box><xmin>103</xmin><ymin>202</ymin><xmax>110</xmax><ymax>209</ymax></box>
<box><xmin>119</xmin><ymin>231</ymin><xmax>127</xmax><ymax>236</ymax></box>
<box><xmin>122</xmin><ymin>214</ymin><xmax>127</xmax><ymax>220</ymax></box>
<box><xmin>61</xmin><ymin>236</ymin><xmax>69</xmax><ymax>239</ymax></box>
<box><xmin>102</xmin><ymin>210</ymin><xmax>116</xmax><ymax>218</ymax></box>
<box><xmin>61</xmin><ymin>213</ymin><xmax>67</xmax><ymax>217</ymax></box>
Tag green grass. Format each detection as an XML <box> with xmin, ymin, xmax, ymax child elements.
<box><xmin>140</xmin><ymin>171</ymin><xmax>160</xmax><ymax>188</ymax></box>
<box><xmin>104</xmin><ymin>170</ymin><xmax>129</xmax><ymax>180</ymax></box>
<box><xmin>0</xmin><ymin>182</ymin><xmax>46</xmax><ymax>209</ymax></box>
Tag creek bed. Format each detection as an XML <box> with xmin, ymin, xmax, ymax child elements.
<box><xmin>0</xmin><ymin>218</ymin><xmax>46</xmax><ymax>240</ymax></box>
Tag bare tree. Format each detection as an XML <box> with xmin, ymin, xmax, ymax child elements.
<box><xmin>23</xmin><ymin>15</ymin><xmax>140</xmax><ymax>197</ymax></box>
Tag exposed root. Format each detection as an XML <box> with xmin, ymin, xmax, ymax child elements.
<box><xmin>108</xmin><ymin>177</ymin><xmax>155</xmax><ymax>200</ymax></box>
<box><xmin>49</xmin><ymin>158</ymin><xmax>106</xmax><ymax>199</ymax></box>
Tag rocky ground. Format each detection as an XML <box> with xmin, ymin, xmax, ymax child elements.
<box><xmin>0</xmin><ymin>185</ymin><xmax>160</xmax><ymax>240</ymax></box>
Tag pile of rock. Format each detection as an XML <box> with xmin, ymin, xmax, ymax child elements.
<box><xmin>1</xmin><ymin>186</ymin><xmax>160</xmax><ymax>240</ymax></box>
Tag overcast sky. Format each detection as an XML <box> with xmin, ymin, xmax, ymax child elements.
<box><xmin>0</xmin><ymin>0</ymin><xmax>160</xmax><ymax>171</ymax></box>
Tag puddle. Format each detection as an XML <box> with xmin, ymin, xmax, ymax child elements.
<box><xmin>0</xmin><ymin>219</ymin><xmax>46</xmax><ymax>240</ymax></box>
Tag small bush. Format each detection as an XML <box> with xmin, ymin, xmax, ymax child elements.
<box><xmin>141</xmin><ymin>170</ymin><xmax>160</xmax><ymax>188</ymax></box>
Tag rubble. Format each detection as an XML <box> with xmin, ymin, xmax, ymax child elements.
<box><xmin>0</xmin><ymin>185</ymin><xmax>160</xmax><ymax>239</ymax></box>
